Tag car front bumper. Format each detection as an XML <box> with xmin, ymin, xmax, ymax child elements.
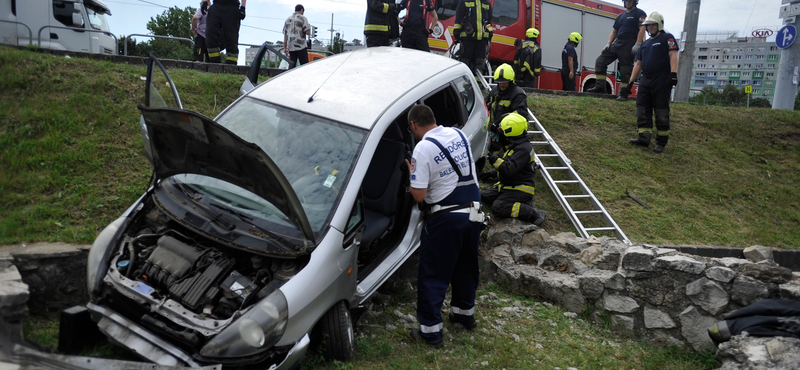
<box><xmin>86</xmin><ymin>302</ymin><xmax>310</xmax><ymax>369</ymax></box>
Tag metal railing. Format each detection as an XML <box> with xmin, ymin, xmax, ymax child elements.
<box><xmin>37</xmin><ymin>25</ymin><xmax>117</xmax><ymax>53</ymax></box>
<box><xmin>0</xmin><ymin>20</ymin><xmax>32</xmax><ymax>46</ymax></box>
<box><xmin>123</xmin><ymin>34</ymin><xmax>193</xmax><ymax>56</ymax></box>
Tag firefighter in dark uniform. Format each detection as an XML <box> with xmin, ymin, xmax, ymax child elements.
<box><xmin>206</xmin><ymin>0</ymin><xmax>246</xmax><ymax>64</ymax></box>
<box><xmin>480</xmin><ymin>112</ymin><xmax>546</xmax><ymax>225</ymax></box>
<box><xmin>586</xmin><ymin>0</ymin><xmax>645</xmax><ymax>100</ymax></box>
<box><xmin>405</xmin><ymin>104</ymin><xmax>484</xmax><ymax>348</ymax></box>
<box><xmin>561</xmin><ymin>32</ymin><xmax>581</xmax><ymax>91</ymax></box>
<box><xmin>453</xmin><ymin>0</ymin><xmax>493</xmax><ymax>76</ymax></box>
<box><xmin>514</xmin><ymin>28</ymin><xmax>542</xmax><ymax>88</ymax></box>
<box><xmin>485</xmin><ymin>63</ymin><xmax>528</xmax><ymax>153</ymax></box>
<box><xmin>364</xmin><ymin>0</ymin><xmax>404</xmax><ymax>47</ymax></box>
<box><xmin>625</xmin><ymin>12</ymin><xmax>678</xmax><ymax>153</ymax></box>
<box><xmin>400</xmin><ymin>0</ymin><xmax>438</xmax><ymax>51</ymax></box>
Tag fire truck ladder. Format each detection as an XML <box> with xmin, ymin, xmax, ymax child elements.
<box><xmin>526</xmin><ymin>108</ymin><xmax>631</xmax><ymax>244</ymax></box>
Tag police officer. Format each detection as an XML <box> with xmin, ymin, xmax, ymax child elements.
<box><xmin>453</xmin><ymin>0</ymin><xmax>493</xmax><ymax>76</ymax></box>
<box><xmin>206</xmin><ymin>0</ymin><xmax>246</xmax><ymax>64</ymax></box>
<box><xmin>514</xmin><ymin>28</ymin><xmax>542</xmax><ymax>88</ymax></box>
<box><xmin>561</xmin><ymin>32</ymin><xmax>581</xmax><ymax>91</ymax></box>
<box><xmin>586</xmin><ymin>0</ymin><xmax>645</xmax><ymax>100</ymax></box>
<box><xmin>400</xmin><ymin>0</ymin><xmax>438</xmax><ymax>51</ymax></box>
<box><xmin>364</xmin><ymin>0</ymin><xmax>404</xmax><ymax>47</ymax></box>
<box><xmin>405</xmin><ymin>104</ymin><xmax>483</xmax><ymax>348</ymax></box>
<box><xmin>480</xmin><ymin>112</ymin><xmax>546</xmax><ymax>226</ymax></box>
<box><xmin>625</xmin><ymin>12</ymin><xmax>678</xmax><ymax>153</ymax></box>
<box><xmin>485</xmin><ymin>64</ymin><xmax>528</xmax><ymax>153</ymax></box>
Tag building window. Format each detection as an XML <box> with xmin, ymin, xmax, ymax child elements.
<box><xmin>754</xmin><ymin>72</ymin><xmax>763</xmax><ymax>77</ymax></box>
<box><xmin>745</xmin><ymin>55</ymin><xmax>754</xmax><ymax>60</ymax></box>
<box><xmin>732</xmin><ymin>55</ymin><xmax>742</xmax><ymax>60</ymax></box>
<box><xmin>765</xmin><ymin>90</ymin><xmax>772</xmax><ymax>95</ymax></box>
<box><xmin>708</xmin><ymin>72</ymin><xmax>717</xmax><ymax>76</ymax></box>
<box><xmin>722</xmin><ymin>55</ymin><xmax>730</xmax><ymax>60</ymax></box>
<box><xmin>757</xmin><ymin>47</ymin><xmax>765</xmax><ymax>52</ymax></box>
<box><xmin>767</xmin><ymin>64</ymin><xmax>776</xmax><ymax>68</ymax></box>
<box><xmin>699</xmin><ymin>47</ymin><xmax>708</xmax><ymax>52</ymax></box>
<box><xmin>756</xmin><ymin>55</ymin><xmax>765</xmax><ymax>60</ymax></box>
<box><xmin>766</xmin><ymin>72</ymin><xmax>774</xmax><ymax>78</ymax></box>
<box><xmin>770</xmin><ymin>46</ymin><xmax>778</xmax><ymax>51</ymax></box>
<box><xmin>720</xmin><ymin>72</ymin><xmax>727</xmax><ymax>76</ymax></box>
<box><xmin>768</xmin><ymin>55</ymin><xmax>778</xmax><ymax>60</ymax></box>
<box><xmin>743</xmin><ymin>64</ymin><xmax>752</xmax><ymax>69</ymax></box>
<box><xmin>731</xmin><ymin>81</ymin><xmax>739</xmax><ymax>85</ymax></box>
<box><xmin>747</xmin><ymin>48</ymin><xmax>754</xmax><ymax>52</ymax></box>
<box><xmin>695</xmin><ymin>72</ymin><xmax>705</xmax><ymax>76</ymax></box>
<box><xmin>697</xmin><ymin>63</ymin><xmax>706</xmax><ymax>68</ymax></box>
<box><xmin>753</xmin><ymin>81</ymin><xmax>761</xmax><ymax>86</ymax></box>
<box><xmin>707</xmin><ymin>80</ymin><xmax>716</xmax><ymax>85</ymax></box>
<box><xmin>756</xmin><ymin>64</ymin><xmax>764</xmax><ymax>68</ymax></box>
<box><xmin>698</xmin><ymin>55</ymin><xmax>708</xmax><ymax>60</ymax></box>
<box><xmin>743</xmin><ymin>72</ymin><xmax>751</xmax><ymax>77</ymax></box>
<box><xmin>741</xmin><ymin>80</ymin><xmax>750</xmax><ymax>85</ymax></box>
<box><xmin>730</xmin><ymin>72</ymin><xmax>740</xmax><ymax>77</ymax></box>
<box><xmin>710</xmin><ymin>55</ymin><xmax>719</xmax><ymax>60</ymax></box>
<box><xmin>766</xmin><ymin>81</ymin><xmax>774</xmax><ymax>86</ymax></box>
<box><xmin>719</xmin><ymin>81</ymin><xmax>727</xmax><ymax>86</ymax></box>
<box><xmin>753</xmin><ymin>89</ymin><xmax>760</xmax><ymax>94</ymax></box>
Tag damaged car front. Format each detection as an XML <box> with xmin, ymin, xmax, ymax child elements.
<box><xmin>86</xmin><ymin>63</ymin><xmax>366</xmax><ymax>368</ymax></box>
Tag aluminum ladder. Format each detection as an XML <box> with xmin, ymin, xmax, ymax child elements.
<box><xmin>526</xmin><ymin>108</ymin><xmax>631</xmax><ymax>244</ymax></box>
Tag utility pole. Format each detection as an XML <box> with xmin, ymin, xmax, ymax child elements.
<box><xmin>328</xmin><ymin>14</ymin><xmax>335</xmax><ymax>47</ymax></box>
<box><xmin>773</xmin><ymin>1</ymin><xmax>800</xmax><ymax>110</ymax></box>
<box><xmin>675</xmin><ymin>0</ymin><xmax>701</xmax><ymax>102</ymax></box>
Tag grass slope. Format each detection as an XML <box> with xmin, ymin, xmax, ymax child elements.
<box><xmin>2</xmin><ymin>47</ymin><xmax>799</xmax><ymax>249</ymax></box>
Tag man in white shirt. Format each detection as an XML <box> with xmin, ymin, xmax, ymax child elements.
<box><xmin>283</xmin><ymin>4</ymin><xmax>311</xmax><ymax>69</ymax></box>
<box><xmin>405</xmin><ymin>104</ymin><xmax>483</xmax><ymax>348</ymax></box>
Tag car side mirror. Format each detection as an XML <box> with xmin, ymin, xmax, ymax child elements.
<box><xmin>72</xmin><ymin>11</ymin><xmax>83</xmax><ymax>28</ymax></box>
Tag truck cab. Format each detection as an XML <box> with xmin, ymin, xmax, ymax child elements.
<box><xmin>0</xmin><ymin>0</ymin><xmax>115</xmax><ymax>54</ymax></box>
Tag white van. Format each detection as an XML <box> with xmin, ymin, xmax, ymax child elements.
<box><xmin>0</xmin><ymin>0</ymin><xmax>115</xmax><ymax>54</ymax></box>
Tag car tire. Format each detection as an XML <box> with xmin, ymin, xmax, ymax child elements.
<box><xmin>319</xmin><ymin>301</ymin><xmax>355</xmax><ymax>361</ymax></box>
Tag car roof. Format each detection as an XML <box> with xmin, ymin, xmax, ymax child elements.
<box><xmin>245</xmin><ymin>47</ymin><xmax>466</xmax><ymax>129</ymax></box>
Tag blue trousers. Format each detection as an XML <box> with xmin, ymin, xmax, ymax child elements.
<box><xmin>417</xmin><ymin>213</ymin><xmax>481</xmax><ymax>339</ymax></box>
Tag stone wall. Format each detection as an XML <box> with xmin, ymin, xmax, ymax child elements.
<box><xmin>480</xmin><ymin>220</ymin><xmax>800</xmax><ymax>352</ymax></box>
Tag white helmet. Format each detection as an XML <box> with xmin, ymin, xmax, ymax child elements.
<box><xmin>642</xmin><ymin>12</ymin><xmax>664</xmax><ymax>32</ymax></box>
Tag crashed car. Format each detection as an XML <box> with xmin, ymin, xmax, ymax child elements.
<box><xmin>86</xmin><ymin>47</ymin><xmax>489</xmax><ymax>369</ymax></box>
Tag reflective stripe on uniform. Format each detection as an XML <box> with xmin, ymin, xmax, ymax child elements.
<box><xmin>501</xmin><ymin>184</ymin><xmax>535</xmax><ymax>195</ymax></box>
<box><xmin>656</xmin><ymin>130</ymin><xmax>670</xmax><ymax>137</ymax></box>
<box><xmin>492</xmin><ymin>157</ymin><xmax>504</xmax><ymax>168</ymax></box>
<box><xmin>451</xmin><ymin>306</ymin><xmax>475</xmax><ymax>316</ymax></box>
<box><xmin>420</xmin><ymin>322</ymin><xmax>443</xmax><ymax>334</ymax></box>
<box><xmin>382</xmin><ymin>3</ymin><xmax>389</xmax><ymax>13</ymax></box>
<box><xmin>226</xmin><ymin>53</ymin><xmax>238</xmax><ymax>62</ymax></box>
<box><xmin>365</xmin><ymin>24</ymin><xmax>389</xmax><ymax>32</ymax></box>
<box><xmin>637</xmin><ymin>128</ymin><xmax>652</xmax><ymax>134</ymax></box>
<box><xmin>511</xmin><ymin>202</ymin><xmax>520</xmax><ymax>217</ymax></box>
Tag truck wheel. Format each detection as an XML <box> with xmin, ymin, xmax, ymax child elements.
<box><xmin>319</xmin><ymin>301</ymin><xmax>355</xmax><ymax>361</ymax></box>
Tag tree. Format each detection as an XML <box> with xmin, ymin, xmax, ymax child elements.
<box><xmin>351</xmin><ymin>39</ymin><xmax>362</xmax><ymax>46</ymax></box>
<box><xmin>126</xmin><ymin>6</ymin><xmax>196</xmax><ymax>60</ymax></box>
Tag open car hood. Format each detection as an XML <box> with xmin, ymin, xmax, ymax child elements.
<box><xmin>138</xmin><ymin>106</ymin><xmax>316</xmax><ymax>250</ymax></box>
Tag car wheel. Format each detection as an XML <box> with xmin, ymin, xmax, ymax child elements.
<box><xmin>319</xmin><ymin>301</ymin><xmax>355</xmax><ymax>361</ymax></box>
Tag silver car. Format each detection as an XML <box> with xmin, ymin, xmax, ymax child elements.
<box><xmin>86</xmin><ymin>47</ymin><xmax>489</xmax><ymax>369</ymax></box>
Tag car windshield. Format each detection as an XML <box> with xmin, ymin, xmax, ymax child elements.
<box><xmin>174</xmin><ymin>97</ymin><xmax>366</xmax><ymax>235</ymax></box>
<box><xmin>85</xmin><ymin>6</ymin><xmax>110</xmax><ymax>32</ymax></box>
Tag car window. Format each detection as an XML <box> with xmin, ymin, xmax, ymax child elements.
<box><xmin>436</xmin><ymin>0</ymin><xmax>458</xmax><ymax>20</ymax></box>
<box><xmin>454</xmin><ymin>75</ymin><xmax>476</xmax><ymax>114</ymax></box>
<box><xmin>422</xmin><ymin>84</ymin><xmax>464</xmax><ymax>128</ymax></box>
<box><xmin>215</xmin><ymin>98</ymin><xmax>367</xmax><ymax>232</ymax></box>
<box><xmin>492</xmin><ymin>0</ymin><xmax>519</xmax><ymax>27</ymax></box>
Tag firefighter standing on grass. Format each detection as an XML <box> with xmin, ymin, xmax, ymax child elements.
<box><xmin>625</xmin><ymin>12</ymin><xmax>678</xmax><ymax>153</ymax></box>
<box><xmin>514</xmin><ymin>28</ymin><xmax>542</xmax><ymax>88</ymax></box>
<box><xmin>206</xmin><ymin>0</ymin><xmax>246</xmax><ymax>64</ymax></box>
<box><xmin>480</xmin><ymin>112</ymin><xmax>547</xmax><ymax>226</ymax></box>
<box><xmin>453</xmin><ymin>0</ymin><xmax>493</xmax><ymax>76</ymax></box>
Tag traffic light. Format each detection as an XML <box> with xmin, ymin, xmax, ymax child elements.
<box><xmin>312</xmin><ymin>26</ymin><xmax>318</xmax><ymax>38</ymax></box>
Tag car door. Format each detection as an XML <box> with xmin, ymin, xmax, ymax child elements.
<box><xmin>240</xmin><ymin>42</ymin><xmax>293</xmax><ymax>95</ymax></box>
<box><xmin>140</xmin><ymin>54</ymin><xmax>183</xmax><ymax>165</ymax></box>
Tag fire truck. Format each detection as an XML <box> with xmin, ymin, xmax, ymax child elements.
<box><xmin>428</xmin><ymin>0</ymin><xmax>628</xmax><ymax>93</ymax></box>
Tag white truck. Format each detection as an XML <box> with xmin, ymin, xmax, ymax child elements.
<box><xmin>0</xmin><ymin>0</ymin><xmax>115</xmax><ymax>54</ymax></box>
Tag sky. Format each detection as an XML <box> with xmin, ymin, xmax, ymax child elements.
<box><xmin>104</xmin><ymin>0</ymin><xmax>785</xmax><ymax>51</ymax></box>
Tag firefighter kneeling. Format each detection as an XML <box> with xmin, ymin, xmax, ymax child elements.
<box><xmin>480</xmin><ymin>112</ymin><xmax>547</xmax><ymax>226</ymax></box>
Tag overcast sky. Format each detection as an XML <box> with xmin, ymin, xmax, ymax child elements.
<box><xmin>105</xmin><ymin>0</ymin><xmax>785</xmax><ymax>51</ymax></box>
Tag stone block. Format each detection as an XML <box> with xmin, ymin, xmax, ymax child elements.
<box><xmin>655</xmin><ymin>255</ymin><xmax>706</xmax><ymax>275</ymax></box>
<box><xmin>580</xmin><ymin>245</ymin><xmax>603</xmax><ymax>266</ymax></box>
<box><xmin>521</xmin><ymin>229</ymin><xmax>550</xmax><ymax>248</ymax></box>
<box><xmin>0</xmin><ymin>280</ymin><xmax>29</xmax><ymax>308</ymax></box>
<box><xmin>485</xmin><ymin>221</ymin><xmax>538</xmax><ymax>249</ymax></box>
<box><xmin>489</xmin><ymin>245</ymin><xmax>514</xmax><ymax>265</ymax></box>
<box><xmin>621</xmin><ymin>246</ymin><xmax>654</xmax><ymax>272</ymax></box>
<box><xmin>705</xmin><ymin>266</ymin><xmax>736</xmax><ymax>283</ymax></box>
<box><xmin>510</xmin><ymin>246</ymin><xmax>536</xmax><ymax>265</ymax></box>
<box><xmin>604</xmin><ymin>273</ymin><xmax>627</xmax><ymax>291</ymax></box>
<box><xmin>738</xmin><ymin>263</ymin><xmax>793</xmax><ymax>285</ymax></box>
<box><xmin>549</xmin><ymin>232</ymin><xmax>587</xmax><ymax>253</ymax></box>
<box><xmin>603</xmin><ymin>293</ymin><xmax>640</xmax><ymax>313</ymax></box>
<box><xmin>679</xmin><ymin>306</ymin><xmax>717</xmax><ymax>351</ymax></box>
<box><xmin>743</xmin><ymin>245</ymin><xmax>773</xmax><ymax>263</ymax></box>
<box><xmin>778</xmin><ymin>281</ymin><xmax>800</xmax><ymax>300</ymax></box>
<box><xmin>717</xmin><ymin>257</ymin><xmax>752</xmax><ymax>268</ymax></box>
<box><xmin>655</xmin><ymin>248</ymin><xmax>678</xmax><ymax>257</ymax></box>
<box><xmin>0</xmin><ymin>265</ymin><xmax>22</xmax><ymax>282</ymax></box>
<box><xmin>730</xmin><ymin>275</ymin><xmax>769</xmax><ymax>306</ymax></box>
<box><xmin>519</xmin><ymin>267</ymin><xmax>586</xmax><ymax>313</ymax></box>
<box><xmin>578</xmin><ymin>270</ymin><xmax>616</xmax><ymax>300</ymax></box>
<box><xmin>611</xmin><ymin>314</ymin><xmax>634</xmax><ymax>332</ymax></box>
<box><xmin>644</xmin><ymin>307</ymin><xmax>676</xmax><ymax>329</ymax></box>
<box><xmin>686</xmin><ymin>277</ymin><xmax>729</xmax><ymax>315</ymax></box>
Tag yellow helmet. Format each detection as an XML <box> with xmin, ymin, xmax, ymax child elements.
<box><xmin>494</xmin><ymin>63</ymin><xmax>515</xmax><ymax>83</ymax></box>
<box><xmin>569</xmin><ymin>32</ymin><xmax>582</xmax><ymax>44</ymax></box>
<box><xmin>499</xmin><ymin>112</ymin><xmax>529</xmax><ymax>138</ymax></box>
<box><xmin>526</xmin><ymin>28</ymin><xmax>540</xmax><ymax>39</ymax></box>
<box><xmin>642</xmin><ymin>12</ymin><xmax>664</xmax><ymax>31</ymax></box>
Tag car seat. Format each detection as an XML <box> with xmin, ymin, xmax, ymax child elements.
<box><xmin>360</xmin><ymin>139</ymin><xmax>406</xmax><ymax>250</ymax></box>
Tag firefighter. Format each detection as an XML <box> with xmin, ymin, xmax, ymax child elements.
<box><xmin>514</xmin><ymin>28</ymin><xmax>542</xmax><ymax>88</ymax></box>
<box><xmin>586</xmin><ymin>0</ymin><xmax>646</xmax><ymax>100</ymax></box>
<box><xmin>405</xmin><ymin>104</ymin><xmax>483</xmax><ymax>348</ymax></box>
<box><xmin>364</xmin><ymin>0</ymin><xmax>404</xmax><ymax>47</ymax></box>
<box><xmin>453</xmin><ymin>0</ymin><xmax>493</xmax><ymax>76</ymax></box>
<box><xmin>400</xmin><ymin>0</ymin><xmax>438</xmax><ymax>52</ymax></box>
<box><xmin>561</xmin><ymin>32</ymin><xmax>581</xmax><ymax>91</ymax></box>
<box><xmin>206</xmin><ymin>0</ymin><xmax>246</xmax><ymax>64</ymax></box>
<box><xmin>625</xmin><ymin>12</ymin><xmax>678</xmax><ymax>153</ymax></box>
<box><xmin>480</xmin><ymin>112</ymin><xmax>546</xmax><ymax>226</ymax></box>
<box><xmin>484</xmin><ymin>63</ymin><xmax>528</xmax><ymax>153</ymax></box>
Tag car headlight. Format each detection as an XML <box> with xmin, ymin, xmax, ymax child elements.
<box><xmin>87</xmin><ymin>217</ymin><xmax>125</xmax><ymax>297</ymax></box>
<box><xmin>199</xmin><ymin>289</ymin><xmax>289</xmax><ymax>358</ymax></box>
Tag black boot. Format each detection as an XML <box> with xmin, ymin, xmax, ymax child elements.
<box><xmin>616</xmin><ymin>89</ymin><xmax>629</xmax><ymax>101</ymax></box>
<box><xmin>628</xmin><ymin>133</ymin><xmax>651</xmax><ymax>147</ymax></box>
<box><xmin>653</xmin><ymin>143</ymin><xmax>666</xmax><ymax>153</ymax></box>
<box><xmin>587</xmin><ymin>83</ymin><xmax>606</xmax><ymax>94</ymax></box>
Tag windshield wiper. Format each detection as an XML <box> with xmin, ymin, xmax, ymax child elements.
<box><xmin>210</xmin><ymin>201</ymin><xmax>296</xmax><ymax>249</ymax></box>
<box><xmin>170</xmin><ymin>179</ymin><xmax>236</xmax><ymax>231</ymax></box>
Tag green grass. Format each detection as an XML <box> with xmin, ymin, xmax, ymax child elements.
<box><xmin>4</xmin><ymin>46</ymin><xmax>797</xmax><ymax>369</ymax></box>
